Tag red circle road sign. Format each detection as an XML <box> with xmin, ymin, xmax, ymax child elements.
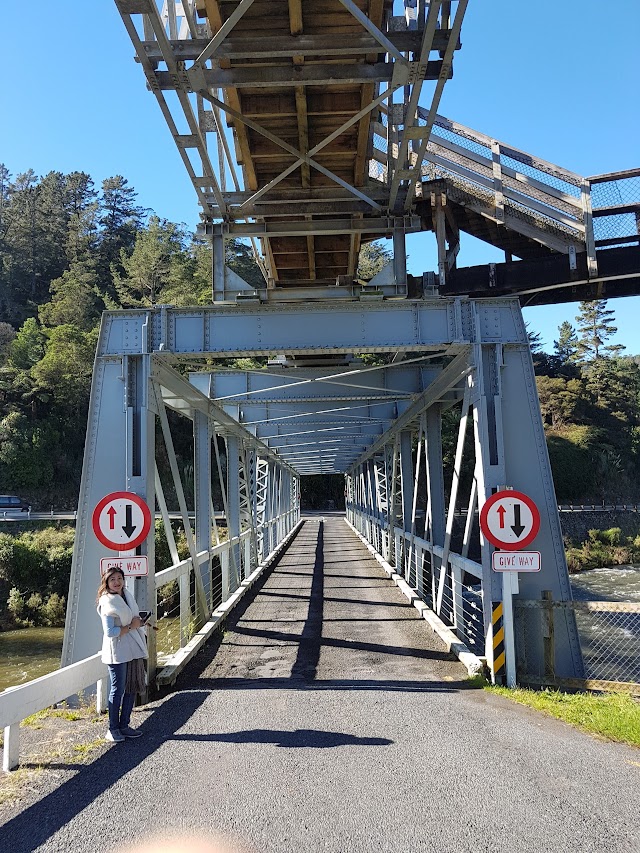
<box><xmin>92</xmin><ymin>492</ymin><xmax>152</xmax><ymax>551</ymax></box>
<box><xmin>479</xmin><ymin>490</ymin><xmax>540</xmax><ymax>551</ymax></box>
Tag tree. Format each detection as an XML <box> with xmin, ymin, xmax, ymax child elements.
<box><xmin>357</xmin><ymin>240</ymin><xmax>392</xmax><ymax>280</ymax></box>
<box><xmin>112</xmin><ymin>216</ymin><xmax>190</xmax><ymax>307</ymax></box>
<box><xmin>63</xmin><ymin>172</ymin><xmax>98</xmax><ymax>264</ymax></box>
<box><xmin>8</xmin><ymin>318</ymin><xmax>45</xmax><ymax>370</ymax></box>
<box><xmin>575</xmin><ymin>300</ymin><xmax>625</xmax><ymax>362</ymax></box>
<box><xmin>97</xmin><ymin>175</ymin><xmax>146</xmax><ymax>296</ymax></box>
<box><xmin>0</xmin><ymin>322</ymin><xmax>16</xmax><ymax>363</ymax></box>
<box><xmin>39</xmin><ymin>261</ymin><xmax>102</xmax><ymax>331</ymax></box>
<box><xmin>31</xmin><ymin>325</ymin><xmax>97</xmax><ymax>411</ymax></box>
<box><xmin>554</xmin><ymin>321</ymin><xmax>579</xmax><ymax>363</ymax></box>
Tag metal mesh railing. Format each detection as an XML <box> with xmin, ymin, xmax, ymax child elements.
<box><xmin>516</xmin><ymin>600</ymin><xmax>640</xmax><ymax>689</ymax></box>
<box><xmin>588</xmin><ymin>172</ymin><xmax>639</xmax><ymax>246</ymax></box>
<box><xmin>574</xmin><ymin>604</ymin><xmax>640</xmax><ymax>683</ymax></box>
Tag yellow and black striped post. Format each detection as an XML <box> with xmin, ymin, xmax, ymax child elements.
<box><xmin>492</xmin><ymin>601</ymin><xmax>506</xmax><ymax>684</ymax></box>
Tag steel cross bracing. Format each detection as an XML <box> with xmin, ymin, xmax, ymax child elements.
<box><xmin>114</xmin><ymin>0</ymin><xmax>469</xmax><ymax>296</ymax></box>
<box><xmin>114</xmin><ymin>1</ymin><xmax>640</xmax><ymax>304</ymax></box>
<box><xmin>62</xmin><ymin>325</ymin><xmax>301</xmax><ymax>683</ymax></box>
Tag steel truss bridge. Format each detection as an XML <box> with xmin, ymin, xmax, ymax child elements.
<box><xmin>62</xmin><ymin>1</ymin><xmax>639</xmax><ymax>688</ymax></box>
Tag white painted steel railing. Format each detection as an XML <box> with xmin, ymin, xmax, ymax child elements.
<box><xmin>0</xmin><ymin>508</ymin><xmax>300</xmax><ymax>771</ymax></box>
<box><xmin>347</xmin><ymin>504</ymin><xmax>485</xmax><ymax>657</ymax></box>
<box><xmin>155</xmin><ymin>507</ymin><xmax>299</xmax><ymax>666</ymax></box>
<box><xmin>1</xmin><ymin>654</ymin><xmax>108</xmax><ymax>773</ymax></box>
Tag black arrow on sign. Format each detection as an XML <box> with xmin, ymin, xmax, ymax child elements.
<box><xmin>122</xmin><ymin>504</ymin><xmax>137</xmax><ymax>538</ymax></box>
<box><xmin>511</xmin><ymin>503</ymin><xmax>526</xmax><ymax>538</ymax></box>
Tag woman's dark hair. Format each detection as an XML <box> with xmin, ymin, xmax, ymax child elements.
<box><xmin>96</xmin><ymin>566</ymin><xmax>126</xmax><ymax>603</ymax></box>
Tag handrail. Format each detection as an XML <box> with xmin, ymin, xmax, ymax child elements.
<box><xmin>0</xmin><ymin>506</ymin><xmax>300</xmax><ymax>771</ymax></box>
<box><xmin>1</xmin><ymin>653</ymin><xmax>107</xmax><ymax>772</ymax></box>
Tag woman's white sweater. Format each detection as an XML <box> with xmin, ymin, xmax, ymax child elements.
<box><xmin>97</xmin><ymin>589</ymin><xmax>148</xmax><ymax>665</ymax></box>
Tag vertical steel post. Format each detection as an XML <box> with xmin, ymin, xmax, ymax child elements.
<box><xmin>399</xmin><ymin>429</ymin><xmax>414</xmax><ymax>579</ymax></box>
<box><xmin>425</xmin><ymin>405</ymin><xmax>446</xmax><ymax>611</ymax></box>
<box><xmin>226</xmin><ymin>434</ymin><xmax>241</xmax><ymax>590</ymax></box>
<box><xmin>193</xmin><ymin>409</ymin><xmax>212</xmax><ymax>611</ymax></box>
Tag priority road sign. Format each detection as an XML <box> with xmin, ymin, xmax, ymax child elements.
<box><xmin>480</xmin><ymin>489</ymin><xmax>540</xmax><ymax>551</ymax></box>
<box><xmin>92</xmin><ymin>492</ymin><xmax>152</xmax><ymax>551</ymax></box>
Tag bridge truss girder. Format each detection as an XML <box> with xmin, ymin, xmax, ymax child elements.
<box><xmin>62</xmin><ymin>345</ymin><xmax>299</xmax><ymax>677</ymax></box>
<box><xmin>70</xmin><ymin>298</ymin><xmax>584</xmax><ymax>684</ymax></box>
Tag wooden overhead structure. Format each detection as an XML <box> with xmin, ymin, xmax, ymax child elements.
<box><xmin>192</xmin><ymin>0</ymin><xmax>464</xmax><ymax>289</ymax></box>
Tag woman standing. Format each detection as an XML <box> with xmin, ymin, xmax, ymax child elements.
<box><xmin>97</xmin><ymin>566</ymin><xmax>149</xmax><ymax>742</ymax></box>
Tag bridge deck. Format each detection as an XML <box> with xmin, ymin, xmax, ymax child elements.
<box><xmin>1</xmin><ymin>518</ymin><xmax>638</xmax><ymax>851</ymax></box>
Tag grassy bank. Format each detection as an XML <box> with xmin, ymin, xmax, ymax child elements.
<box><xmin>487</xmin><ymin>683</ymin><xmax>640</xmax><ymax>748</ymax></box>
<box><xmin>565</xmin><ymin>527</ymin><xmax>640</xmax><ymax>572</ymax></box>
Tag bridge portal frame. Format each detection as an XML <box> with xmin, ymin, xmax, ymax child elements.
<box><xmin>65</xmin><ymin>296</ymin><xmax>583</xmax><ymax>685</ymax></box>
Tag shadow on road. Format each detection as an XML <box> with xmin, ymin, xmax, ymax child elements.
<box><xmin>1</xmin><ymin>690</ymin><xmax>210</xmax><ymax>853</ymax></box>
<box><xmin>168</xmin><ymin>728</ymin><xmax>393</xmax><ymax>748</ymax></box>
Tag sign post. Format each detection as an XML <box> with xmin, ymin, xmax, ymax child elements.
<box><xmin>480</xmin><ymin>489</ymin><xmax>541</xmax><ymax>687</ymax></box>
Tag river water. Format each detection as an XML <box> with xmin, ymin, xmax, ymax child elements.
<box><xmin>569</xmin><ymin>565</ymin><xmax>640</xmax><ymax>602</ymax></box>
<box><xmin>0</xmin><ymin>567</ymin><xmax>638</xmax><ymax>693</ymax></box>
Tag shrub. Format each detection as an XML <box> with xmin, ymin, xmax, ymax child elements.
<box><xmin>40</xmin><ymin>592</ymin><xmax>66</xmax><ymax>626</ymax></box>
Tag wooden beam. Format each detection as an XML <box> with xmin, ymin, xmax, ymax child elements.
<box><xmin>141</xmin><ymin>30</ymin><xmax>458</xmax><ymax>61</ymax></box>
<box><xmin>288</xmin><ymin>0</ymin><xmax>303</xmax><ymax>35</ymax></box>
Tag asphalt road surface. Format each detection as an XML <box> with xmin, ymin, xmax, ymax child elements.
<box><xmin>1</xmin><ymin>517</ymin><xmax>638</xmax><ymax>852</ymax></box>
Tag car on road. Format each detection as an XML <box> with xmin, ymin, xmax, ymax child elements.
<box><xmin>0</xmin><ymin>495</ymin><xmax>31</xmax><ymax>512</ymax></box>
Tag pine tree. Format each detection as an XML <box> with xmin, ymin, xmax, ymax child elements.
<box><xmin>554</xmin><ymin>321</ymin><xmax>579</xmax><ymax>362</ymax></box>
<box><xmin>574</xmin><ymin>300</ymin><xmax>625</xmax><ymax>362</ymax></box>
<box><xmin>63</xmin><ymin>172</ymin><xmax>98</xmax><ymax>264</ymax></box>
<box><xmin>112</xmin><ymin>216</ymin><xmax>188</xmax><ymax>307</ymax></box>
<box><xmin>97</xmin><ymin>176</ymin><xmax>146</xmax><ymax>297</ymax></box>
<box><xmin>357</xmin><ymin>240</ymin><xmax>392</xmax><ymax>280</ymax></box>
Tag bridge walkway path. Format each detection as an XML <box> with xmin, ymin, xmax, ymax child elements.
<box><xmin>1</xmin><ymin>517</ymin><xmax>638</xmax><ymax>852</ymax></box>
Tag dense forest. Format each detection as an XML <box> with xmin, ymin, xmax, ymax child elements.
<box><xmin>1</xmin><ymin>165</ymin><xmax>640</xmax><ymax>510</ymax></box>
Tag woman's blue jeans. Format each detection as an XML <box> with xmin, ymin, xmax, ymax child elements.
<box><xmin>107</xmin><ymin>662</ymin><xmax>135</xmax><ymax>733</ymax></box>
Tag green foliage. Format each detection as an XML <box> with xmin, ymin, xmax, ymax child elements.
<box><xmin>536</xmin><ymin>376</ymin><xmax>589</xmax><ymax>428</ymax></box>
<box><xmin>356</xmin><ymin>240</ymin><xmax>392</xmax><ymax>280</ymax></box>
<box><xmin>0</xmin><ymin>526</ymin><xmax>75</xmax><ymax>596</ymax></box>
<box><xmin>574</xmin><ymin>300</ymin><xmax>625</xmax><ymax>362</ymax></box>
<box><xmin>488</xmin><ymin>686</ymin><xmax>640</xmax><ymax>748</ymax></box>
<box><xmin>0</xmin><ymin>527</ymin><xmax>72</xmax><ymax>627</ymax></box>
<box><xmin>112</xmin><ymin>216</ymin><xmax>191</xmax><ymax>307</ymax></box>
<box><xmin>8</xmin><ymin>318</ymin><xmax>46</xmax><ymax>369</ymax></box>
<box><xmin>553</xmin><ymin>320</ymin><xmax>579</xmax><ymax>363</ymax></box>
<box><xmin>565</xmin><ymin>527</ymin><xmax>640</xmax><ymax>572</ymax></box>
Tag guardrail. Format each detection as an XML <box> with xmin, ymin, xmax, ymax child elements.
<box><xmin>348</xmin><ymin>503</ymin><xmax>640</xmax><ymax>693</ymax></box>
<box><xmin>1</xmin><ymin>654</ymin><xmax>107</xmax><ymax>772</ymax></box>
<box><xmin>348</xmin><ymin>505</ymin><xmax>485</xmax><ymax>656</ymax></box>
<box><xmin>0</xmin><ymin>508</ymin><xmax>300</xmax><ymax>771</ymax></box>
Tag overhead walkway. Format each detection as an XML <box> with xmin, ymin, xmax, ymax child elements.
<box><xmin>2</xmin><ymin>517</ymin><xmax>639</xmax><ymax>853</ymax></box>
<box><xmin>115</xmin><ymin>0</ymin><xmax>639</xmax><ymax>303</ymax></box>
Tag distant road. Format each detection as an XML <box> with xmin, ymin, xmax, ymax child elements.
<box><xmin>0</xmin><ymin>512</ymin><xmax>226</xmax><ymax>523</ymax></box>
<box><xmin>1</xmin><ymin>505</ymin><xmax>637</xmax><ymax>525</ymax></box>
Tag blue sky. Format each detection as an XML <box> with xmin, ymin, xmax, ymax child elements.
<box><xmin>1</xmin><ymin>1</ymin><xmax>638</xmax><ymax>353</ymax></box>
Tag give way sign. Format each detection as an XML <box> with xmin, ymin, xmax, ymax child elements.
<box><xmin>480</xmin><ymin>489</ymin><xmax>540</xmax><ymax>550</ymax></box>
<box><xmin>92</xmin><ymin>492</ymin><xmax>152</xmax><ymax>551</ymax></box>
